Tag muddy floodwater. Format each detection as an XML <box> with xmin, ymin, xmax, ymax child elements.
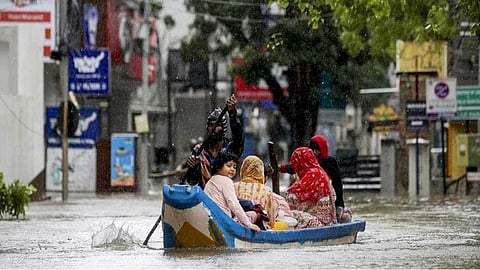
<box><xmin>1</xmin><ymin>191</ymin><xmax>479</xmax><ymax>269</ymax></box>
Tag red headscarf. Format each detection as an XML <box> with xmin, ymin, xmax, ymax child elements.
<box><xmin>287</xmin><ymin>147</ymin><xmax>331</xmax><ymax>203</ymax></box>
<box><xmin>310</xmin><ymin>135</ymin><xmax>329</xmax><ymax>159</ymax></box>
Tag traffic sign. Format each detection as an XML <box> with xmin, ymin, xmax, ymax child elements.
<box><xmin>426</xmin><ymin>78</ymin><xmax>457</xmax><ymax>119</ymax></box>
<box><xmin>457</xmin><ymin>85</ymin><xmax>480</xmax><ymax>118</ymax></box>
<box><xmin>406</xmin><ymin>101</ymin><xmax>428</xmax><ymax>130</ymax></box>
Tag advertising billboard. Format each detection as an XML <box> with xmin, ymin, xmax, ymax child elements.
<box><xmin>396</xmin><ymin>40</ymin><xmax>447</xmax><ymax>78</ymax></box>
<box><xmin>111</xmin><ymin>134</ymin><xmax>136</xmax><ymax>187</ymax></box>
<box><xmin>0</xmin><ymin>0</ymin><xmax>55</xmax><ymax>62</ymax></box>
<box><xmin>68</xmin><ymin>48</ymin><xmax>110</xmax><ymax>95</ymax></box>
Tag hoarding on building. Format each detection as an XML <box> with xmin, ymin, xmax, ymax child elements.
<box><xmin>234</xmin><ymin>76</ymin><xmax>275</xmax><ymax>101</ymax></box>
<box><xmin>396</xmin><ymin>40</ymin><xmax>447</xmax><ymax>78</ymax></box>
<box><xmin>106</xmin><ymin>0</ymin><xmax>158</xmax><ymax>83</ymax></box>
<box><xmin>45</xmin><ymin>105</ymin><xmax>99</xmax><ymax>192</ymax></box>
<box><xmin>0</xmin><ymin>0</ymin><xmax>55</xmax><ymax>62</ymax></box>
<box><xmin>46</xmin><ymin>147</ymin><xmax>97</xmax><ymax>192</ymax></box>
<box><xmin>68</xmin><ymin>49</ymin><xmax>110</xmax><ymax>96</ymax></box>
<box><xmin>46</xmin><ymin>106</ymin><xmax>100</xmax><ymax>148</ymax></box>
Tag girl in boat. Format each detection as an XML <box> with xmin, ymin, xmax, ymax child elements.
<box><xmin>204</xmin><ymin>150</ymin><xmax>261</xmax><ymax>232</ymax></box>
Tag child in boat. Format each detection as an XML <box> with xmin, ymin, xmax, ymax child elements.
<box><xmin>204</xmin><ymin>150</ymin><xmax>261</xmax><ymax>232</ymax></box>
<box><xmin>286</xmin><ymin>147</ymin><xmax>338</xmax><ymax>228</ymax></box>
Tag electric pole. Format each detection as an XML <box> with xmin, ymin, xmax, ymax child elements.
<box><xmin>139</xmin><ymin>0</ymin><xmax>150</xmax><ymax>195</ymax></box>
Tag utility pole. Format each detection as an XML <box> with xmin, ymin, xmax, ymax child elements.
<box><xmin>58</xmin><ymin>0</ymin><xmax>69</xmax><ymax>202</ymax></box>
<box><xmin>167</xmin><ymin>50</ymin><xmax>173</xmax><ymax>162</ymax></box>
<box><xmin>138</xmin><ymin>0</ymin><xmax>150</xmax><ymax>195</ymax></box>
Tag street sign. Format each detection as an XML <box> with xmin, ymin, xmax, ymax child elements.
<box><xmin>68</xmin><ymin>49</ymin><xmax>110</xmax><ymax>95</ymax></box>
<box><xmin>406</xmin><ymin>101</ymin><xmax>428</xmax><ymax>130</ymax></box>
<box><xmin>457</xmin><ymin>85</ymin><xmax>480</xmax><ymax>118</ymax></box>
<box><xmin>46</xmin><ymin>106</ymin><xmax>99</xmax><ymax>148</ymax></box>
<box><xmin>426</xmin><ymin>78</ymin><xmax>457</xmax><ymax>119</ymax></box>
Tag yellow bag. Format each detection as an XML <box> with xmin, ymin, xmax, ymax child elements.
<box><xmin>272</xmin><ymin>221</ymin><xmax>289</xmax><ymax>231</ymax></box>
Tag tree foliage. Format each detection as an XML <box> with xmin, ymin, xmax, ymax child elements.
<box><xmin>280</xmin><ymin>0</ymin><xmax>478</xmax><ymax>58</ymax></box>
<box><xmin>182</xmin><ymin>0</ymin><xmax>389</xmax><ymax>149</ymax></box>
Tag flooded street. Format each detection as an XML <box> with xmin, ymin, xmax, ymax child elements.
<box><xmin>1</xmin><ymin>191</ymin><xmax>479</xmax><ymax>269</ymax></box>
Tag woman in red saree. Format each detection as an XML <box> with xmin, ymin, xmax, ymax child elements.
<box><xmin>286</xmin><ymin>147</ymin><xmax>337</xmax><ymax>228</ymax></box>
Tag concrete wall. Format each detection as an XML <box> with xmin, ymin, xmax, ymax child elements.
<box><xmin>0</xmin><ymin>25</ymin><xmax>44</xmax><ymax>184</ymax></box>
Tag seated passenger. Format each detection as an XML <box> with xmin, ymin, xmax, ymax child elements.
<box><xmin>279</xmin><ymin>134</ymin><xmax>352</xmax><ymax>223</ymax></box>
<box><xmin>204</xmin><ymin>150</ymin><xmax>260</xmax><ymax>232</ymax></box>
<box><xmin>235</xmin><ymin>155</ymin><xmax>277</xmax><ymax>229</ymax></box>
<box><xmin>286</xmin><ymin>147</ymin><xmax>337</xmax><ymax>228</ymax></box>
<box><xmin>308</xmin><ymin>135</ymin><xmax>352</xmax><ymax>222</ymax></box>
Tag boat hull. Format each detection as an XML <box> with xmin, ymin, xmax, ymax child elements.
<box><xmin>162</xmin><ymin>184</ymin><xmax>366</xmax><ymax>249</ymax></box>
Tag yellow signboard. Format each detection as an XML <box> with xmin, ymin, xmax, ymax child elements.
<box><xmin>396</xmin><ymin>40</ymin><xmax>447</xmax><ymax>78</ymax></box>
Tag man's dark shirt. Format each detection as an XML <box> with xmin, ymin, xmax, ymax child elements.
<box><xmin>184</xmin><ymin>112</ymin><xmax>244</xmax><ymax>188</ymax></box>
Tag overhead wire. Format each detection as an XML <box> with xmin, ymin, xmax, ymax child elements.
<box><xmin>197</xmin><ymin>0</ymin><xmax>262</xmax><ymax>7</ymax></box>
<box><xmin>0</xmin><ymin>95</ymin><xmax>44</xmax><ymax>137</ymax></box>
<box><xmin>195</xmin><ymin>12</ymin><xmax>265</xmax><ymax>23</ymax></box>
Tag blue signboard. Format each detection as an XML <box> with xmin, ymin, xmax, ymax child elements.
<box><xmin>68</xmin><ymin>49</ymin><xmax>110</xmax><ymax>95</ymax></box>
<box><xmin>46</xmin><ymin>106</ymin><xmax>100</xmax><ymax>148</ymax></box>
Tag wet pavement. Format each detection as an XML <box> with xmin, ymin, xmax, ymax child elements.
<box><xmin>0</xmin><ymin>191</ymin><xmax>479</xmax><ymax>269</ymax></box>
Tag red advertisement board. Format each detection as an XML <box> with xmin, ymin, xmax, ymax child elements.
<box><xmin>106</xmin><ymin>0</ymin><xmax>157</xmax><ymax>83</ymax></box>
<box><xmin>234</xmin><ymin>76</ymin><xmax>274</xmax><ymax>101</ymax></box>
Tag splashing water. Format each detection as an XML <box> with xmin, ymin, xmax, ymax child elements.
<box><xmin>91</xmin><ymin>222</ymin><xmax>141</xmax><ymax>249</ymax></box>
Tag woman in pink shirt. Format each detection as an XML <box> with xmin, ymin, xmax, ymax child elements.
<box><xmin>204</xmin><ymin>151</ymin><xmax>261</xmax><ymax>232</ymax></box>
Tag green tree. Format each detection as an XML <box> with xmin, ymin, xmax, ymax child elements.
<box><xmin>279</xmin><ymin>0</ymin><xmax>478</xmax><ymax>58</ymax></box>
<box><xmin>183</xmin><ymin>1</ymin><xmax>389</xmax><ymax>150</ymax></box>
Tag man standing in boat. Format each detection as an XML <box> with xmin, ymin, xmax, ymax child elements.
<box><xmin>182</xmin><ymin>94</ymin><xmax>244</xmax><ymax>189</ymax></box>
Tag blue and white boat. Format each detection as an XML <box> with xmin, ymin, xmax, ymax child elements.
<box><xmin>162</xmin><ymin>184</ymin><xmax>366</xmax><ymax>249</ymax></box>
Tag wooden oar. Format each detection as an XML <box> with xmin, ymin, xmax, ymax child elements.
<box><xmin>268</xmin><ymin>141</ymin><xmax>280</xmax><ymax>194</ymax></box>
<box><xmin>149</xmin><ymin>168</ymin><xmax>187</xmax><ymax>179</ymax></box>
<box><xmin>143</xmin><ymin>214</ymin><xmax>162</xmax><ymax>246</ymax></box>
